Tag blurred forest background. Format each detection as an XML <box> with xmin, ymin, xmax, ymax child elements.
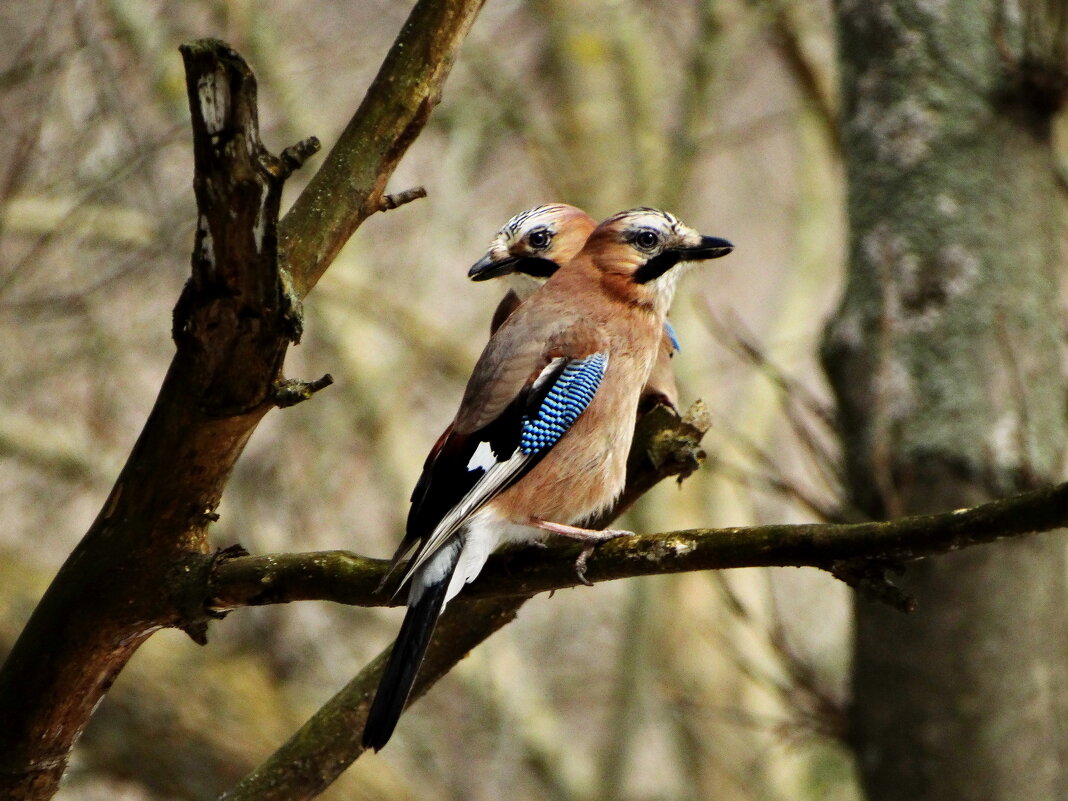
<box><xmin>0</xmin><ymin>1</ymin><xmax>1064</xmax><ymax>800</ymax></box>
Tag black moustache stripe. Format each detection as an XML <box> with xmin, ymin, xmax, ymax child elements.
<box><xmin>632</xmin><ymin>252</ymin><xmax>681</xmax><ymax>284</ymax></box>
<box><xmin>514</xmin><ymin>256</ymin><xmax>559</xmax><ymax>279</ymax></box>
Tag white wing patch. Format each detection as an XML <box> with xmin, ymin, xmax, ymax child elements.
<box><xmin>530</xmin><ymin>356</ymin><xmax>566</xmax><ymax>394</ymax></box>
<box><xmin>467</xmin><ymin>440</ymin><xmax>497</xmax><ymax>472</ymax></box>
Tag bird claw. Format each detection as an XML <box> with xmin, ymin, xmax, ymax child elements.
<box><xmin>571</xmin><ymin>529</ymin><xmax>631</xmax><ymax>587</ymax></box>
<box><xmin>575</xmin><ymin>545</ymin><xmax>595</xmax><ymax>586</ymax></box>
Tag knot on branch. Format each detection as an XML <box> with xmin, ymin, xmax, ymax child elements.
<box><xmin>654</xmin><ymin>399</ymin><xmax>712</xmax><ymax>482</ymax></box>
<box><xmin>171</xmin><ymin>545</ymin><xmax>249</xmax><ymax>645</ymax></box>
<box><xmin>279</xmin><ymin>271</ymin><xmax>305</xmax><ymax>344</ymax></box>
<box><xmin>279</xmin><ymin>136</ymin><xmax>322</xmax><ymax>178</ymax></box>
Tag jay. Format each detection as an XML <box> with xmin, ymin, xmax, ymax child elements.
<box><xmin>362</xmin><ymin>208</ymin><xmax>733</xmax><ymax>751</ymax></box>
<box><xmin>469</xmin><ymin>203</ymin><xmax>683</xmax><ymax>411</ymax></box>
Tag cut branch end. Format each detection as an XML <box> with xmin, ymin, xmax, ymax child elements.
<box><xmin>273</xmin><ymin>374</ymin><xmax>335</xmax><ymax>408</ymax></box>
<box><xmin>376</xmin><ymin>186</ymin><xmax>428</xmax><ymax>213</ymax></box>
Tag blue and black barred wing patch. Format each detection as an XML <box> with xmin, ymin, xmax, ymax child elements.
<box><xmin>520</xmin><ymin>353</ymin><xmax>608</xmax><ymax>455</ymax></box>
<box><xmin>398</xmin><ymin>352</ymin><xmax>609</xmax><ymax>587</ymax></box>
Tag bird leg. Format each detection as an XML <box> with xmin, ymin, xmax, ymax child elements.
<box><xmin>527</xmin><ymin>519</ymin><xmax>633</xmax><ymax>586</ymax></box>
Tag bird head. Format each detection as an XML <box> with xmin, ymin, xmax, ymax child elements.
<box><xmin>582</xmin><ymin>208</ymin><xmax>733</xmax><ymax>315</ymax></box>
<box><xmin>468</xmin><ymin>204</ymin><xmax>597</xmax><ymax>300</ymax></box>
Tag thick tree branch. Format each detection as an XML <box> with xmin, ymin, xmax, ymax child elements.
<box><xmin>209</xmin><ymin>480</ymin><xmax>1068</xmax><ymax>611</ymax></box>
<box><xmin>278</xmin><ymin>1</ymin><xmax>486</xmax><ymax>298</ymax></box>
<box><xmin>0</xmin><ymin>40</ymin><xmax>306</xmax><ymax>800</ymax></box>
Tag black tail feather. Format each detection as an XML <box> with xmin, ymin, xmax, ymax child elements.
<box><xmin>362</xmin><ymin>554</ymin><xmax>457</xmax><ymax>751</ymax></box>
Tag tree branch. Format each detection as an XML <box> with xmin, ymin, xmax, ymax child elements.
<box><xmin>209</xmin><ymin>480</ymin><xmax>1068</xmax><ymax>611</ymax></box>
<box><xmin>215</xmin><ymin>399</ymin><xmax>709</xmax><ymax>799</ymax></box>
<box><xmin>0</xmin><ymin>39</ymin><xmax>307</xmax><ymax>800</ymax></box>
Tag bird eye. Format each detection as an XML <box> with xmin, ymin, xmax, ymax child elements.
<box><xmin>527</xmin><ymin>229</ymin><xmax>552</xmax><ymax>249</ymax></box>
<box><xmin>635</xmin><ymin>230</ymin><xmax>660</xmax><ymax>250</ymax></box>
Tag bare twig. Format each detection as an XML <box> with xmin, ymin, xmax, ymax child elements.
<box><xmin>272</xmin><ymin>374</ymin><xmax>335</xmax><ymax>409</ymax></box>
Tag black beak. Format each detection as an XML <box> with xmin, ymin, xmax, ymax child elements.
<box><xmin>673</xmin><ymin>235</ymin><xmax>734</xmax><ymax>260</ymax></box>
<box><xmin>468</xmin><ymin>254</ymin><xmax>519</xmax><ymax>281</ymax></box>
<box><xmin>633</xmin><ymin>235</ymin><xmax>734</xmax><ymax>284</ymax></box>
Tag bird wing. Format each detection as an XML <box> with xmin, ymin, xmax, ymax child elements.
<box><xmin>394</xmin><ymin>317</ymin><xmax>608</xmax><ymax>589</ymax></box>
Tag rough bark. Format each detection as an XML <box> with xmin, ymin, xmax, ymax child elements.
<box><xmin>825</xmin><ymin>1</ymin><xmax>1068</xmax><ymax>798</ymax></box>
<box><xmin>0</xmin><ymin>40</ymin><xmax>299</xmax><ymax>799</ymax></box>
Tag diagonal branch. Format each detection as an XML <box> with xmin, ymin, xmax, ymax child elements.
<box><xmin>278</xmin><ymin>1</ymin><xmax>487</xmax><ymax>298</ymax></box>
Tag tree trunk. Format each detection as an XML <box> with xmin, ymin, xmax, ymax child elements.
<box><xmin>824</xmin><ymin>1</ymin><xmax>1068</xmax><ymax>799</ymax></box>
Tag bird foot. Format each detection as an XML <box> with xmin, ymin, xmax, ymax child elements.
<box><xmin>527</xmin><ymin>520</ymin><xmax>633</xmax><ymax>586</ymax></box>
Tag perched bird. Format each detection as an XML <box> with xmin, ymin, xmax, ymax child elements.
<box><xmin>362</xmin><ymin>208</ymin><xmax>733</xmax><ymax>751</ymax></box>
<box><xmin>469</xmin><ymin>203</ymin><xmax>682</xmax><ymax>411</ymax></box>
